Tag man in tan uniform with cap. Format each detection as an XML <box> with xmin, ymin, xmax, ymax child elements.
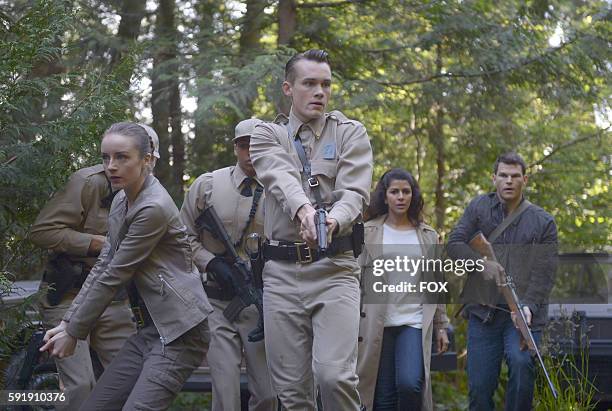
<box><xmin>29</xmin><ymin>123</ymin><xmax>160</xmax><ymax>410</ymax></box>
<box><xmin>180</xmin><ymin>119</ymin><xmax>277</xmax><ymax>411</ymax></box>
<box><xmin>249</xmin><ymin>49</ymin><xmax>373</xmax><ymax>410</ymax></box>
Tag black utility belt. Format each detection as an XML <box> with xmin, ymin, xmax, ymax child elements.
<box><xmin>203</xmin><ymin>284</ymin><xmax>234</xmax><ymax>301</ymax></box>
<box><xmin>263</xmin><ymin>235</ymin><xmax>354</xmax><ymax>264</ymax></box>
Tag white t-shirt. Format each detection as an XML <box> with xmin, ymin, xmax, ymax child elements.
<box><xmin>382</xmin><ymin>223</ymin><xmax>423</xmax><ymax>328</ymax></box>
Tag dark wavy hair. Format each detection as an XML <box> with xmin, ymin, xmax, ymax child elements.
<box><xmin>365</xmin><ymin>168</ymin><xmax>424</xmax><ymax>226</ymax></box>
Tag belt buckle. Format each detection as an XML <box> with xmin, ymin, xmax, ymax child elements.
<box><xmin>295</xmin><ymin>242</ymin><xmax>313</xmax><ymax>264</ymax></box>
<box><xmin>308</xmin><ymin>177</ymin><xmax>319</xmax><ymax>188</ymax></box>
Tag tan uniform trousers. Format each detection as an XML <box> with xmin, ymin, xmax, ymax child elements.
<box><xmin>263</xmin><ymin>253</ymin><xmax>362</xmax><ymax>410</ymax></box>
<box><xmin>39</xmin><ymin>290</ymin><xmax>136</xmax><ymax>411</ymax></box>
<box><xmin>207</xmin><ymin>297</ymin><xmax>277</xmax><ymax>411</ymax></box>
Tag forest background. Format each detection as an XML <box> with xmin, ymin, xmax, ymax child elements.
<box><xmin>0</xmin><ymin>0</ymin><xmax>610</xmax><ymax>408</ymax></box>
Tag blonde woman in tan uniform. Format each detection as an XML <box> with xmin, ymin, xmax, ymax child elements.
<box><xmin>357</xmin><ymin>168</ymin><xmax>449</xmax><ymax>411</ymax></box>
<box><xmin>40</xmin><ymin>122</ymin><xmax>212</xmax><ymax>410</ymax></box>
<box><xmin>180</xmin><ymin>118</ymin><xmax>276</xmax><ymax>411</ymax></box>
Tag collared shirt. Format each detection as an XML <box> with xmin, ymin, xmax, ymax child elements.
<box><xmin>30</xmin><ymin>164</ymin><xmax>110</xmax><ymax>268</ymax></box>
<box><xmin>250</xmin><ymin>109</ymin><xmax>373</xmax><ymax>242</ymax></box>
<box><xmin>180</xmin><ymin>164</ymin><xmax>264</xmax><ymax>273</ymax></box>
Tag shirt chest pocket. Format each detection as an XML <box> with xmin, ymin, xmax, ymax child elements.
<box><xmin>309</xmin><ymin>160</ymin><xmax>337</xmax><ymax>204</ymax></box>
<box><xmin>311</xmin><ymin>159</ymin><xmax>337</xmax><ymax>179</ymax></box>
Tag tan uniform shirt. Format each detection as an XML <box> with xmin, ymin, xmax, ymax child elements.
<box><xmin>30</xmin><ymin>164</ymin><xmax>110</xmax><ymax>268</ymax></box>
<box><xmin>250</xmin><ymin>110</ymin><xmax>373</xmax><ymax>242</ymax></box>
<box><xmin>180</xmin><ymin>164</ymin><xmax>264</xmax><ymax>274</ymax></box>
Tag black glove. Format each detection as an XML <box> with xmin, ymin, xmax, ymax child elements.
<box><xmin>207</xmin><ymin>257</ymin><xmax>238</xmax><ymax>294</ymax></box>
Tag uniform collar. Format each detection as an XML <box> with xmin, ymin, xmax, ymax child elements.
<box><xmin>231</xmin><ymin>163</ymin><xmax>261</xmax><ymax>188</ymax></box>
<box><xmin>288</xmin><ymin>109</ymin><xmax>327</xmax><ymax>139</ymax></box>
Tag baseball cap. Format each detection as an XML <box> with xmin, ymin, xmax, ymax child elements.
<box><xmin>233</xmin><ymin>118</ymin><xmax>263</xmax><ymax>142</ymax></box>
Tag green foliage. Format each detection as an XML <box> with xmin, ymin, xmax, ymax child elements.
<box><xmin>0</xmin><ymin>272</ymin><xmax>40</xmax><ymax>372</ymax></box>
<box><xmin>0</xmin><ymin>0</ymin><xmax>136</xmax><ymax>276</ymax></box>
<box><xmin>535</xmin><ymin>312</ymin><xmax>598</xmax><ymax>410</ymax></box>
<box><xmin>291</xmin><ymin>0</ymin><xmax>611</xmax><ymax>247</ymax></box>
<box><xmin>168</xmin><ymin>392</ymin><xmax>211</xmax><ymax>410</ymax></box>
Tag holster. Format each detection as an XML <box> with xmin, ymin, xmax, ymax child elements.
<box><xmin>351</xmin><ymin>222</ymin><xmax>365</xmax><ymax>258</ymax></box>
<box><xmin>43</xmin><ymin>254</ymin><xmax>87</xmax><ymax>306</ymax></box>
<box><xmin>250</xmin><ymin>248</ymin><xmax>265</xmax><ymax>290</ymax></box>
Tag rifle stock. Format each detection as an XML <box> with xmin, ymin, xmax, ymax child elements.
<box><xmin>469</xmin><ymin>232</ymin><xmax>558</xmax><ymax>399</ymax></box>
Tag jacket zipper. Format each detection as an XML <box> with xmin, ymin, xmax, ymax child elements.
<box><xmin>141</xmin><ymin>299</ymin><xmax>167</xmax><ymax>356</ymax></box>
<box><xmin>158</xmin><ymin>274</ymin><xmax>188</xmax><ymax>305</ymax></box>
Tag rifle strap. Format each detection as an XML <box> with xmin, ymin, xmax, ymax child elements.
<box><xmin>453</xmin><ymin>199</ymin><xmax>531</xmax><ymax>319</ymax></box>
<box><xmin>287</xmin><ymin>124</ymin><xmax>324</xmax><ymax>209</ymax></box>
<box><xmin>488</xmin><ymin>199</ymin><xmax>532</xmax><ymax>243</ymax></box>
<box><xmin>234</xmin><ymin>184</ymin><xmax>263</xmax><ymax>249</ymax></box>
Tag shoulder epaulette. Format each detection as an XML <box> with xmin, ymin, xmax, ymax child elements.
<box><xmin>77</xmin><ymin>164</ymin><xmax>105</xmax><ymax>178</ymax></box>
<box><xmin>328</xmin><ymin>110</ymin><xmax>363</xmax><ymax>126</ymax></box>
<box><xmin>273</xmin><ymin>113</ymin><xmax>289</xmax><ymax>125</ymax></box>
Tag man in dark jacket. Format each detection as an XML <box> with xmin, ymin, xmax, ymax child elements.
<box><xmin>447</xmin><ymin>152</ymin><xmax>557</xmax><ymax>411</ymax></box>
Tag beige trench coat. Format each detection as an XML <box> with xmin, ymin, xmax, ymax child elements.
<box><xmin>357</xmin><ymin>214</ymin><xmax>449</xmax><ymax>411</ymax></box>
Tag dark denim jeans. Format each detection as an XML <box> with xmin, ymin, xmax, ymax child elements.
<box><xmin>467</xmin><ymin>310</ymin><xmax>541</xmax><ymax>411</ymax></box>
<box><xmin>373</xmin><ymin>325</ymin><xmax>424</xmax><ymax>411</ymax></box>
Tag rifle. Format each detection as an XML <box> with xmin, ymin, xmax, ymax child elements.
<box><xmin>469</xmin><ymin>232</ymin><xmax>558</xmax><ymax>399</ymax></box>
<box><xmin>196</xmin><ymin>205</ymin><xmax>264</xmax><ymax>342</ymax></box>
<box><xmin>315</xmin><ymin>208</ymin><xmax>328</xmax><ymax>253</ymax></box>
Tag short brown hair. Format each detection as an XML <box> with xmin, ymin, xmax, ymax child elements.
<box><xmin>284</xmin><ymin>49</ymin><xmax>331</xmax><ymax>83</ymax></box>
<box><xmin>494</xmin><ymin>152</ymin><xmax>527</xmax><ymax>175</ymax></box>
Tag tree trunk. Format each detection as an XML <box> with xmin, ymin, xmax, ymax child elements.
<box><xmin>240</xmin><ymin>0</ymin><xmax>266</xmax><ymax>57</ymax></box>
<box><xmin>237</xmin><ymin>0</ymin><xmax>267</xmax><ymax>119</ymax></box>
<box><xmin>170</xmin><ymin>82</ymin><xmax>183</xmax><ymax>197</ymax></box>
<box><xmin>430</xmin><ymin>43</ymin><xmax>446</xmax><ymax>231</ymax></box>
<box><xmin>193</xmin><ymin>1</ymin><xmax>217</xmax><ymax>171</ymax></box>
<box><xmin>276</xmin><ymin>0</ymin><xmax>297</xmax><ymax>115</ymax></box>
<box><xmin>151</xmin><ymin>0</ymin><xmax>183</xmax><ymax>199</ymax></box>
<box><xmin>278</xmin><ymin>0</ymin><xmax>297</xmax><ymax>46</ymax></box>
<box><xmin>110</xmin><ymin>0</ymin><xmax>146</xmax><ymax>70</ymax></box>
